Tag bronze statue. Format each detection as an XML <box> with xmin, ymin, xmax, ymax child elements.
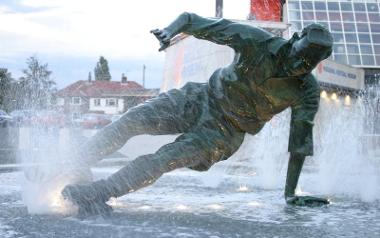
<box><xmin>62</xmin><ymin>12</ymin><xmax>333</xmax><ymax>216</ymax></box>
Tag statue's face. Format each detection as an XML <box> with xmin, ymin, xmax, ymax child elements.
<box><xmin>283</xmin><ymin>37</ymin><xmax>328</xmax><ymax>77</ymax></box>
<box><xmin>282</xmin><ymin>24</ymin><xmax>333</xmax><ymax>77</ymax></box>
<box><xmin>283</xmin><ymin>47</ymin><xmax>314</xmax><ymax>76</ymax></box>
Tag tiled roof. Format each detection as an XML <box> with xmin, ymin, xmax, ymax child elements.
<box><xmin>56</xmin><ymin>80</ymin><xmax>157</xmax><ymax>97</ymax></box>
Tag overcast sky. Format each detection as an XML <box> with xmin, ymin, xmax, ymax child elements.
<box><xmin>0</xmin><ymin>0</ymin><xmax>250</xmax><ymax>89</ymax></box>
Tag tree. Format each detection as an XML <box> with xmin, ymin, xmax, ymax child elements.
<box><xmin>94</xmin><ymin>56</ymin><xmax>111</xmax><ymax>81</ymax></box>
<box><xmin>88</xmin><ymin>71</ymin><xmax>92</xmax><ymax>82</ymax></box>
<box><xmin>0</xmin><ymin>68</ymin><xmax>13</xmax><ymax>111</ymax></box>
<box><xmin>19</xmin><ymin>56</ymin><xmax>56</xmax><ymax>109</ymax></box>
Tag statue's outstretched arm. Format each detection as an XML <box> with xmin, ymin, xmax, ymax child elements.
<box><xmin>151</xmin><ymin>12</ymin><xmax>192</xmax><ymax>51</ymax></box>
<box><xmin>151</xmin><ymin>12</ymin><xmax>261</xmax><ymax>51</ymax></box>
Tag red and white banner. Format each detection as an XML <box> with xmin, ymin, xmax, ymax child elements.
<box><xmin>250</xmin><ymin>0</ymin><xmax>283</xmax><ymax>22</ymax></box>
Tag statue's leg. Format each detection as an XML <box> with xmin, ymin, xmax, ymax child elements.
<box><xmin>62</xmin><ymin>134</ymin><xmax>213</xmax><ymax>215</ymax></box>
<box><xmin>75</xmin><ymin>88</ymin><xmax>201</xmax><ymax>165</ymax></box>
<box><xmin>89</xmin><ymin>118</ymin><xmax>245</xmax><ymax>199</ymax></box>
<box><xmin>61</xmin><ymin>83</ymin><xmax>248</xmax><ymax>216</ymax></box>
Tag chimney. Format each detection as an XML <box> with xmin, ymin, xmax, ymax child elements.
<box><xmin>88</xmin><ymin>71</ymin><xmax>92</xmax><ymax>82</ymax></box>
<box><xmin>121</xmin><ymin>73</ymin><xmax>127</xmax><ymax>83</ymax></box>
<box><xmin>216</xmin><ymin>0</ymin><xmax>223</xmax><ymax>18</ymax></box>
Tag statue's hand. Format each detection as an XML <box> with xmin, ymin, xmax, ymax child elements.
<box><xmin>150</xmin><ymin>29</ymin><xmax>172</xmax><ymax>51</ymax></box>
<box><xmin>286</xmin><ymin>195</ymin><xmax>330</xmax><ymax>207</ymax></box>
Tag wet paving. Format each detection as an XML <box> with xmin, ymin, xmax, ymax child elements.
<box><xmin>0</xmin><ymin>165</ymin><xmax>379</xmax><ymax>238</ymax></box>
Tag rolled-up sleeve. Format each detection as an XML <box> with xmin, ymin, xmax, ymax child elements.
<box><xmin>288</xmin><ymin>75</ymin><xmax>320</xmax><ymax>156</ymax></box>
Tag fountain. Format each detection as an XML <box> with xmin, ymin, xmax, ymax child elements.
<box><xmin>18</xmin><ymin>126</ymin><xmax>93</xmax><ymax>215</ymax></box>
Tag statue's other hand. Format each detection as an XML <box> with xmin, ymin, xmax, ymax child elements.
<box><xmin>150</xmin><ymin>29</ymin><xmax>171</xmax><ymax>51</ymax></box>
<box><xmin>286</xmin><ymin>195</ymin><xmax>330</xmax><ymax>207</ymax></box>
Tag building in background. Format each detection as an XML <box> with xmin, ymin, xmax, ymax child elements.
<box><xmin>162</xmin><ymin>1</ymin><xmax>366</xmax><ymax>94</ymax></box>
<box><xmin>282</xmin><ymin>0</ymin><xmax>380</xmax><ymax>78</ymax></box>
<box><xmin>56</xmin><ymin>76</ymin><xmax>158</xmax><ymax>120</ymax></box>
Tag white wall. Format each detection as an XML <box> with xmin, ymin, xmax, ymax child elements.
<box><xmin>89</xmin><ymin>98</ymin><xmax>124</xmax><ymax>114</ymax></box>
<box><xmin>57</xmin><ymin>98</ymin><xmax>65</xmax><ymax>106</ymax></box>
<box><xmin>162</xmin><ymin>36</ymin><xmax>234</xmax><ymax>92</ymax></box>
<box><xmin>117</xmin><ymin>99</ymin><xmax>124</xmax><ymax>113</ymax></box>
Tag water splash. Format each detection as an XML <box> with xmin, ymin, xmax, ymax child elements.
<box><xmin>18</xmin><ymin>86</ymin><xmax>380</xmax><ymax>215</ymax></box>
<box><xmin>221</xmin><ymin>88</ymin><xmax>380</xmax><ymax>202</ymax></box>
<box><xmin>311</xmin><ymin>95</ymin><xmax>377</xmax><ymax>201</ymax></box>
<box><xmin>18</xmin><ymin>126</ymin><xmax>92</xmax><ymax>214</ymax></box>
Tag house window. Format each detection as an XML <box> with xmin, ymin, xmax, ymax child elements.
<box><xmin>94</xmin><ymin>98</ymin><xmax>101</xmax><ymax>106</ymax></box>
<box><xmin>71</xmin><ymin>97</ymin><xmax>81</xmax><ymax>105</ymax></box>
<box><xmin>106</xmin><ymin>98</ymin><xmax>117</xmax><ymax>107</ymax></box>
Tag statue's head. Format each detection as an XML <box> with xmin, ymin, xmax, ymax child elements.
<box><xmin>283</xmin><ymin>23</ymin><xmax>333</xmax><ymax>76</ymax></box>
